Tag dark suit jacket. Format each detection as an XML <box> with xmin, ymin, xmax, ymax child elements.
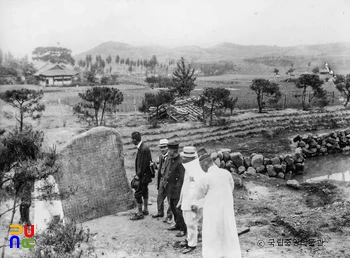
<box><xmin>166</xmin><ymin>154</ymin><xmax>185</xmax><ymax>199</ymax></box>
<box><xmin>156</xmin><ymin>154</ymin><xmax>168</xmax><ymax>190</ymax></box>
<box><xmin>135</xmin><ymin>142</ymin><xmax>153</xmax><ymax>184</ymax></box>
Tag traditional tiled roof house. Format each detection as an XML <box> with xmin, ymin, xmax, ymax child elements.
<box><xmin>34</xmin><ymin>62</ymin><xmax>79</xmax><ymax>86</ymax></box>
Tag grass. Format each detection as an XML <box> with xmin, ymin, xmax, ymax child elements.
<box><xmin>0</xmin><ymin>73</ymin><xmax>344</xmax><ymax>113</ymax></box>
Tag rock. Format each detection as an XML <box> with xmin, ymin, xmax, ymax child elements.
<box><xmin>309</xmin><ymin>148</ymin><xmax>317</xmax><ymax>154</ymax></box>
<box><xmin>274</xmin><ymin>164</ymin><xmax>283</xmax><ymax>173</ymax></box>
<box><xmin>271</xmin><ymin>157</ymin><xmax>280</xmax><ymax>165</ymax></box>
<box><xmin>238</xmin><ymin>166</ymin><xmax>246</xmax><ymax>174</ymax></box>
<box><xmin>217</xmin><ymin>151</ymin><xmax>223</xmax><ymax>160</ymax></box>
<box><xmin>251</xmin><ymin>154</ymin><xmax>264</xmax><ymax>168</ymax></box>
<box><xmin>225</xmin><ymin>160</ymin><xmax>234</xmax><ymax>169</ymax></box>
<box><xmin>294</xmin><ymin>152</ymin><xmax>305</xmax><ymax>163</ymax></box>
<box><xmin>256</xmin><ymin>165</ymin><xmax>266</xmax><ymax>174</ymax></box>
<box><xmin>293</xmin><ymin>135</ymin><xmax>301</xmax><ymax>142</ymax></box>
<box><xmin>223</xmin><ymin>152</ymin><xmax>231</xmax><ymax>162</ymax></box>
<box><xmin>278</xmin><ymin>172</ymin><xmax>285</xmax><ymax>179</ymax></box>
<box><xmin>298</xmin><ymin>141</ymin><xmax>306</xmax><ymax>148</ymax></box>
<box><xmin>214</xmin><ymin>158</ymin><xmax>221</xmax><ymax>167</ymax></box>
<box><xmin>284</xmin><ymin>155</ymin><xmax>294</xmax><ymax>165</ymax></box>
<box><xmin>220</xmin><ymin>148</ymin><xmax>231</xmax><ymax>153</ymax></box>
<box><xmin>232</xmin><ymin>174</ymin><xmax>243</xmax><ymax>188</ymax></box>
<box><xmin>230</xmin><ymin>152</ymin><xmax>245</xmax><ymax>168</ymax></box>
<box><xmin>286</xmin><ymin>179</ymin><xmax>300</xmax><ymax>189</ymax></box>
<box><xmin>263</xmin><ymin>158</ymin><xmax>271</xmax><ymax>165</ymax></box>
<box><xmin>245</xmin><ymin>167</ymin><xmax>256</xmax><ymax>176</ymax></box>
<box><xmin>295</xmin><ymin>163</ymin><xmax>304</xmax><ymax>174</ymax></box>
<box><xmin>210</xmin><ymin>152</ymin><xmax>218</xmax><ymax>160</ymax></box>
<box><xmin>281</xmin><ymin>162</ymin><xmax>287</xmax><ymax>173</ymax></box>
<box><xmin>320</xmin><ymin>147</ymin><xmax>327</xmax><ymax>153</ymax></box>
<box><xmin>220</xmin><ymin>160</ymin><xmax>226</xmax><ymax>168</ymax></box>
<box><xmin>244</xmin><ymin>156</ymin><xmax>251</xmax><ymax>167</ymax></box>
<box><xmin>266</xmin><ymin>165</ymin><xmax>276</xmax><ymax>177</ymax></box>
<box><xmin>284</xmin><ymin>171</ymin><xmax>293</xmax><ymax>180</ymax></box>
<box><xmin>57</xmin><ymin>127</ymin><xmax>135</xmax><ymax>222</ymax></box>
<box><xmin>342</xmin><ymin>146</ymin><xmax>350</xmax><ymax>152</ymax></box>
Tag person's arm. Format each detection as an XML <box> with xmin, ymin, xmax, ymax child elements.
<box><xmin>191</xmin><ymin>175</ymin><xmax>209</xmax><ymax>212</ymax></box>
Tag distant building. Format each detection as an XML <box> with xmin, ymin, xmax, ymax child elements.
<box><xmin>34</xmin><ymin>62</ymin><xmax>79</xmax><ymax>86</ymax></box>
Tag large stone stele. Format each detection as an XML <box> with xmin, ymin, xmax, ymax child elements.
<box><xmin>55</xmin><ymin>127</ymin><xmax>135</xmax><ymax>223</ymax></box>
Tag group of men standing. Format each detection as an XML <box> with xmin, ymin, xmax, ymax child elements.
<box><xmin>130</xmin><ymin>131</ymin><xmax>242</xmax><ymax>258</ymax></box>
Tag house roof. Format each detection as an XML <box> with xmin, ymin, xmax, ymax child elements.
<box><xmin>34</xmin><ymin>61</ymin><xmax>76</xmax><ymax>76</ymax></box>
<box><xmin>39</xmin><ymin>69</ymin><xmax>79</xmax><ymax>77</ymax></box>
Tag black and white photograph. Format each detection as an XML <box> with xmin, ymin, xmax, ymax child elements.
<box><xmin>0</xmin><ymin>0</ymin><xmax>350</xmax><ymax>257</ymax></box>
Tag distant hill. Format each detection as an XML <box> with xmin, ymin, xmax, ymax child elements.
<box><xmin>74</xmin><ymin>41</ymin><xmax>350</xmax><ymax>73</ymax></box>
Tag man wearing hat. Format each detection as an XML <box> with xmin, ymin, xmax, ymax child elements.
<box><xmin>192</xmin><ymin>153</ymin><xmax>242</xmax><ymax>258</ymax></box>
<box><xmin>152</xmin><ymin>138</ymin><xmax>173</xmax><ymax>222</ymax></box>
<box><xmin>130</xmin><ymin>131</ymin><xmax>153</xmax><ymax>221</ymax></box>
<box><xmin>178</xmin><ymin>147</ymin><xmax>207</xmax><ymax>254</ymax></box>
<box><xmin>166</xmin><ymin>142</ymin><xmax>186</xmax><ymax>237</ymax></box>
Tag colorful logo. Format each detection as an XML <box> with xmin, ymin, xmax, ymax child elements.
<box><xmin>9</xmin><ymin>224</ymin><xmax>35</xmax><ymax>249</ymax></box>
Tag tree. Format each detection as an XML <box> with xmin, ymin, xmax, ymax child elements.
<box><xmin>73</xmin><ymin>87</ymin><xmax>123</xmax><ymax>126</ymax></box>
<box><xmin>222</xmin><ymin>95</ymin><xmax>238</xmax><ymax>114</ymax></box>
<box><xmin>312</xmin><ymin>67</ymin><xmax>320</xmax><ymax>74</ymax></box>
<box><xmin>250</xmin><ymin>79</ymin><xmax>281</xmax><ymax>113</ymax></box>
<box><xmin>273</xmin><ymin>68</ymin><xmax>279</xmax><ymax>76</ymax></box>
<box><xmin>295</xmin><ymin>74</ymin><xmax>324</xmax><ymax>110</ymax></box>
<box><xmin>334</xmin><ymin>74</ymin><xmax>350</xmax><ymax>107</ymax></box>
<box><xmin>169</xmin><ymin>57</ymin><xmax>197</xmax><ymax>97</ymax></box>
<box><xmin>106</xmin><ymin>55</ymin><xmax>112</xmax><ymax>65</ymax></box>
<box><xmin>139</xmin><ymin>90</ymin><xmax>174</xmax><ymax>120</ymax></box>
<box><xmin>202</xmin><ymin>87</ymin><xmax>230</xmax><ymax>124</ymax></box>
<box><xmin>115</xmin><ymin>55</ymin><xmax>120</xmax><ymax>64</ymax></box>
<box><xmin>32</xmin><ymin>46</ymin><xmax>75</xmax><ymax>65</ymax></box>
<box><xmin>148</xmin><ymin>55</ymin><xmax>158</xmax><ymax>74</ymax></box>
<box><xmin>0</xmin><ymin>89</ymin><xmax>45</xmax><ymax>131</ymax></box>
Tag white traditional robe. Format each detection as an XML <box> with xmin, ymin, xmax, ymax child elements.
<box><xmin>196</xmin><ymin>165</ymin><xmax>242</xmax><ymax>258</ymax></box>
<box><xmin>34</xmin><ymin>175</ymin><xmax>64</xmax><ymax>233</ymax></box>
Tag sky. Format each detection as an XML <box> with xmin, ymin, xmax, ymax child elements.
<box><xmin>0</xmin><ymin>0</ymin><xmax>350</xmax><ymax>58</ymax></box>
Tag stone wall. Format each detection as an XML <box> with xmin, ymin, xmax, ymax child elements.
<box><xmin>211</xmin><ymin>128</ymin><xmax>350</xmax><ymax>180</ymax></box>
<box><xmin>55</xmin><ymin>127</ymin><xmax>134</xmax><ymax>223</ymax></box>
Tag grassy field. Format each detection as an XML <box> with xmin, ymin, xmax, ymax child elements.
<box><xmin>0</xmin><ymin>72</ymin><xmax>345</xmax><ymax>114</ymax></box>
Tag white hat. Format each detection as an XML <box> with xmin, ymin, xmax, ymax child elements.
<box><xmin>159</xmin><ymin>139</ymin><xmax>168</xmax><ymax>147</ymax></box>
<box><xmin>181</xmin><ymin>146</ymin><xmax>197</xmax><ymax>158</ymax></box>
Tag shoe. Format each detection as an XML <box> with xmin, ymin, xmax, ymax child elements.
<box><xmin>179</xmin><ymin>240</ymin><xmax>188</xmax><ymax>247</ymax></box>
<box><xmin>182</xmin><ymin>246</ymin><xmax>196</xmax><ymax>254</ymax></box>
<box><xmin>176</xmin><ymin>231</ymin><xmax>186</xmax><ymax>237</ymax></box>
<box><xmin>143</xmin><ymin>211</ymin><xmax>149</xmax><ymax>216</ymax></box>
<box><xmin>130</xmin><ymin>213</ymin><xmax>144</xmax><ymax>220</ymax></box>
<box><xmin>152</xmin><ymin>213</ymin><xmax>164</xmax><ymax>218</ymax></box>
<box><xmin>167</xmin><ymin>225</ymin><xmax>179</xmax><ymax>231</ymax></box>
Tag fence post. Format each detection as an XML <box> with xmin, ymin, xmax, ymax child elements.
<box><xmin>332</xmin><ymin>91</ymin><xmax>335</xmax><ymax>104</ymax></box>
<box><xmin>284</xmin><ymin>94</ymin><xmax>287</xmax><ymax>109</ymax></box>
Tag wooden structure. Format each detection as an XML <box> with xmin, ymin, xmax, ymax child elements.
<box><xmin>34</xmin><ymin>63</ymin><xmax>78</xmax><ymax>86</ymax></box>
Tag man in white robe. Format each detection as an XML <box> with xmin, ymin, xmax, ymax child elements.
<box><xmin>192</xmin><ymin>153</ymin><xmax>242</xmax><ymax>258</ymax></box>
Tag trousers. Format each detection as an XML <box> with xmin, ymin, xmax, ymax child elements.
<box><xmin>170</xmin><ymin>197</ymin><xmax>186</xmax><ymax>232</ymax></box>
<box><xmin>157</xmin><ymin>179</ymin><xmax>172</xmax><ymax>217</ymax></box>
<box><xmin>183</xmin><ymin>208</ymin><xmax>203</xmax><ymax>247</ymax></box>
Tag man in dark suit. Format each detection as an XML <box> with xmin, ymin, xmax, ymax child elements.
<box><xmin>166</xmin><ymin>142</ymin><xmax>186</xmax><ymax>237</ymax></box>
<box><xmin>130</xmin><ymin>131</ymin><xmax>153</xmax><ymax>220</ymax></box>
<box><xmin>152</xmin><ymin>139</ymin><xmax>173</xmax><ymax>222</ymax></box>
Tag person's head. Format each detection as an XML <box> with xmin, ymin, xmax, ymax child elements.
<box><xmin>167</xmin><ymin>142</ymin><xmax>179</xmax><ymax>158</ymax></box>
<box><xmin>196</xmin><ymin>147</ymin><xmax>208</xmax><ymax>159</ymax></box>
<box><xmin>181</xmin><ymin>146</ymin><xmax>197</xmax><ymax>163</ymax></box>
<box><xmin>199</xmin><ymin>153</ymin><xmax>214</xmax><ymax>172</ymax></box>
<box><xmin>159</xmin><ymin>139</ymin><xmax>169</xmax><ymax>155</ymax></box>
<box><xmin>131</xmin><ymin>131</ymin><xmax>141</xmax><ymax>145</ymax></box>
